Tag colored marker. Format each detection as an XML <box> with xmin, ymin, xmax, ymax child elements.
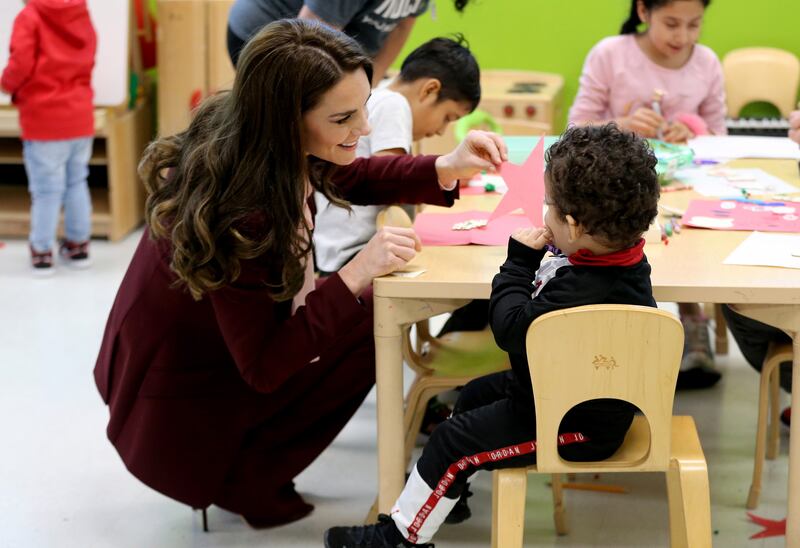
<box><xmin>661</xmin><ymin>184</ymin><xmax>693</xmax><ymax>193</ymax></box>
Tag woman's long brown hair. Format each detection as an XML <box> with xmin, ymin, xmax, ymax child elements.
<box><xmin>139</xmin><ymin>19</ymin><xmax>372</xmax><ymax>301</ymax></box>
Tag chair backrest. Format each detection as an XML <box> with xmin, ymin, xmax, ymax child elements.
<box><xmin>722</xmin><ymin>47</ymin><xmax>800</xmax><ymax>118</ymax></box>
<box><xmin>526</xmin><ymin>305</ymin><xmax>683</xmax><ymax>472</ymax></box>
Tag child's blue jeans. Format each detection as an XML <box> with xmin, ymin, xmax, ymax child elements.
<box><xmin>23</xmin><ymin>137</ymin><xmax>94</xmax><ymax>252</ymax></box>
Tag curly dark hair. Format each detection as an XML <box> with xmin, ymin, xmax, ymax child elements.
<box><xmin>545</xmin><ymin>124</ymin><xmax>659</xmax><ymax>248</ymax></box>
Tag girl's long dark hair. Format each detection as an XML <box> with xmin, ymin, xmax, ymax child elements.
<box><xmin>140</xmin><ymin>19</ymin><xmax>372</xmax><ymax>301</ymax></box>
<box><xmin>620</xmin><ymin>0</ymin><xmax>710</xmax><ymax>34</ymax></box>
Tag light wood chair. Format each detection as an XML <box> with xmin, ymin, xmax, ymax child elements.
<box><xmin>747</xmin><ymin>342</ymin><xmax>794</xmax><ymax>509</ymax></box>
<box><xmin>491</xmin><ymin>305</ymin><xmax>712</xmax><ymax>548</ymax></box>
<box><xmin>722</xmin><ymin>47</ymin><xmax>800</xmax><ymax>118</ymax></box>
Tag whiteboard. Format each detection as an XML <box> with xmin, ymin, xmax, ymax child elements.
<box><xmin>0</xmin><ymin>0</ymin><xmax>129</xmax><ymax>107</ymax></box>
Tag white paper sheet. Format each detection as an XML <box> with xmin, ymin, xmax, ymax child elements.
<box><xmin>723</xmin><ymin>232</ymin><xmax>800</xmax><ymax>269</ymax></box>
<box><xmin>688</xmin><ymin>136</ymin><xmax>800</xmax><ymax>161</ymax></box>
<box><xmin>674</xmin><ymin>167</ymin><xmax>799</xmax><ymax>197</ymax></box>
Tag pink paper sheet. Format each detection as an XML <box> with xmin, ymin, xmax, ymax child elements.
<box><xmin>489</xmin><ymin>137</ymin><xmax>545</xmax><ymax>225</ymax></box>
<box><xmin>682</xmin><ymin>200</ymin><xmax>800</xmax><ymax>232</ymax></box>
<box><xmin>414</xmin><ymin>210</ymin><xmax>533</xmax><ymax>246</ymax></box>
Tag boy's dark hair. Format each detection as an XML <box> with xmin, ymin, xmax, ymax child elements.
<box><xmin>621</xmin><ymin>0</ymin><xmax>710</xmax><ymax>34</ymax></box>
<box><xmin>398</xmin><ymin>35</ymin><xmax>480</xmax><ymax>111</ymax></box>
<box><xmin>545</xmin><ymin>124</ymin><xmax>659</xmax><ymax>248</ymax></box>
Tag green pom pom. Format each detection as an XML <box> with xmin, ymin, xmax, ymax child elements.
<box><xmin>484</xmin><ymin>183</ymin><xmax>496</xmax><ymax>192</ymax></box>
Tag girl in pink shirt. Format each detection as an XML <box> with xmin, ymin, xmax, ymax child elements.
<box><xmin>570</xmin><ymin>0</ymin><xmax>725</xmax><ymax>390</ymax></box>
<box><xmin>569</xmin><ymin>0</ymin><xmax>726</xmax><ymax>143</ymax></box>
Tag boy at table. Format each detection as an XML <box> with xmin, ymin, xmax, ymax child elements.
<box><xmin>324</xmin><ymin>124</ymin><xmax>661</xmax><ymax>547</ymax></box>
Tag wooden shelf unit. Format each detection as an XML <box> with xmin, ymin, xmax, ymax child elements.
<box><xmin>0</xmin><ymin>101</ymin><xmax>153</xmax><ymax>241</ymax></box>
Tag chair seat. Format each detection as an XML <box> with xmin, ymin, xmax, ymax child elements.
<box><xmin>524</xmin><ymin>415</ymin><xmax>703</xmax><ymax>473</ymax></box>
<box><xmin>425</xmin><ymin>329</ymin><xmax>510</xmax><ymax>378</ymax></box>
<box><xmin>492</xmin><ymin>416</ymin><xmax>710</xmax><ymax>547</ymax></box>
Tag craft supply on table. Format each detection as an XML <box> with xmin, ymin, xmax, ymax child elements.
<box><xmin>673</xmin><ymin>166</ymin><xmax>797</xmax><ymax>197</ymax></box>
<box><xmin>467</xmin><ymin>173</ymin><xmax>507</xmax><ymax>194</ymax></box>
<box><xmin>390</xmin><ymin>268</ymin><xmax>427</xmax><ymax>278</ymax></box>
<box><xmin>649</xmin><ymin>139</ymin><xmax>694</xmax><ymax>184</ymax></box>
<box><xmin>723</xmin><ymin>232</ymin><xmax>800</xmax><ymax>269</ymax></box>
<box><xmin>658</xmin><ymin>204</ymin><xmax>685</xmax><ymax>218</ymax></box>
<box><xmin>414</xmin><ymin>210</ymin><xmax>532</xmax><ymax>246</ymax></box>
<box><xmin>688</xmin><ymin>135</ymin><xmax>800</xmax><ymax>161</ymax></box>
<box><xmin>451</xmin><ymin>219</ymin><xmax>488</xmax><ymax>231</ymax></box>
<box><xmin>652</xmin><ymin>89</ymin><xmax>665</xmax><ymax>141</ymax></box>
<box><xmin>682</xmin><ymin>199</ymin><xmax>800</xmax><ymax>232</ymax></box>
<box><xmin>661</xmin><ymin>183</ymin><xmax>693</xmax><ymax>193</ymax></box>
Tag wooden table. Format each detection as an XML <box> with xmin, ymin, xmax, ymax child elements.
<box><xmin>371</xmin><ymin>158</ymin><xmax>800</xmax><ymax>544</ymax></box>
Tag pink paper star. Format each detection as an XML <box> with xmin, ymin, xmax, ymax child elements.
<box><xmin>488</xmin><ymin>136</ymin><xmax>545</xmax><ymax>226</ymax></box>
<box><xmin>747</xmin><ymin>512</ymin><xmax>786</xmax><ymax>539</ymax></box>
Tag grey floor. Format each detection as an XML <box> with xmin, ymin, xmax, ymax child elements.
<box><xmin>0</xmin><ymin>230</ymin><xmax>789</xmax><ymax>547</ymax></box>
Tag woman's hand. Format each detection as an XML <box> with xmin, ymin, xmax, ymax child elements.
<box><xmin>789</xmin><ymin>110</ymin><xmax>800</xmax><ymax>145</ymax></box>
<box><xmin>511</xmin><ymin>226</ymin><xmax>552</xmax><ymax>250</ymax></box>
<box><xmin>338</xmin><ymin>226</ymin><xmax>422</xmax><ymax>296</ymax></box>
<box><xmin>435</xmin><ymin>130</ymin><xmax>508</xmax><ymax>190</ymax></box>
<box><xmin>618</xmin><ymin>107</ymin><xmax>665</xmax><ymax>138</ymax></box>
<box><xmin>663</xmin><ymin>120</ymin><xmax>694</xmax><ymax>143</ymax></box>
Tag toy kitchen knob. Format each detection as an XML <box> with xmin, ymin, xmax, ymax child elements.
<box><xmin>525</xmin><ymin>105</ymin><xmax>537</xmax><ymax>118</ymax></box>
<box><xmin>503</xmin><ymin>104</ymin><xmax>514</xmax><ymax>117</ymax></box>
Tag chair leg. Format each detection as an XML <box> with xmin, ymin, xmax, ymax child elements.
<box><xmin>713</xmin><ymin>303</ymin><xmax>728</xmax><ymax>355</ymax></box>
<box><xmin>364</xmin><ymin>497</ymin><xmax>379</xmax><ymax>524</ymax></box>
<box><xmin>666</xmin><ymin>458</ymin><xmax>712</xmax><ymax>548</ymax></box>
<box><xmin>767</xmin><ymin>362</ymin><xmax>781</xmax><ymax>460</ymax></box>
<box><xmin>491</xmin><ymin>469</ymin><xmax>527</xmax><ymax>548</ymax></box>
<box><xmin>550</xmin><ymin>473</ymin><xmax>568</xmax><ymax>535</ymax></box>
<box><xmin>403</xmin><ymin>383</ymin><xmax>444</xmax><ymax>466</ymax></box>
<box><xmin>403</xmin><ymin>378</ymin><xmax>429</xmax><ymax>464</ymax></box>
<box><xmin>748</xmin><ymin>359</ymin><xmax>776</xmax><ymax>509</ymax></box>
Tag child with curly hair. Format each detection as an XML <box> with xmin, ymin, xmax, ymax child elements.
<box><xmin>324</xmin><ymin>124</ymin><xmax>661</xmax><ymax>547</ymax></box>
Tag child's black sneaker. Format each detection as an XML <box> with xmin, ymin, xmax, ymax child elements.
<box><xmin>30</xmin><ymin>246</ymin><xmax>54</xmax><ymax>276</ymax></box>
<box><xmin>444</xmin><ymin>485</ymin><xmax>473</xmax><ymax>524</ymax></box>
<box><xmin>59</xmin><ymin>239</ymin><xmax>91</xmax><ymax>268</ymax></box>
<box><xmin>324</xmin><ymin>514</ymin><xmax>434</xmax><ymax>548</ymax></box>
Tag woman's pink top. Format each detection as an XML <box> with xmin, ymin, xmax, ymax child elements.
<box><xmin>568</xmin><ymin>34</ymin><xmax>727</xmax><ymax>135</ymax></box>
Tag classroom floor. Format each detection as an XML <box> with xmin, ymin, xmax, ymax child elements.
<box><xmin>0</xmin><ymin>229</ymin><xmax>790</xmax><ymax>547</ymax></box>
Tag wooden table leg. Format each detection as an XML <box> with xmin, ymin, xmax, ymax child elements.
<box><xmin>374</xmin><ymin>295</ymin><xmax>406</xmax><ymax>514</ymax></box>
<box><xmin>372</xmin><ymin>295</ymin><xmax>471</xmax><ymax>516</ymax></box>
<box><xmin>735</xmin><ymin>304</ymin><xmax>800</xmax><ymax>546</ymax></box>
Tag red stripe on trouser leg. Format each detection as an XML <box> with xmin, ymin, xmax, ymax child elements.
<box><xmin>405</xmin><ymin>432</ymin><xmax>588</xmax><ymax>544</ymax></box>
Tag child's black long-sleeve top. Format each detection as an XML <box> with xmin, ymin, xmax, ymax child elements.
<box><xmin>489</xmin><ymin>237</ymin><xmax>657</xmax><ymax>445</ymax></box>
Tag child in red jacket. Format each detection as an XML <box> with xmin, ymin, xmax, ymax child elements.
<box><xmin>1</xmin><ymin>0</ymin><xmax>96</xmax><ymax>274</ymax></box>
